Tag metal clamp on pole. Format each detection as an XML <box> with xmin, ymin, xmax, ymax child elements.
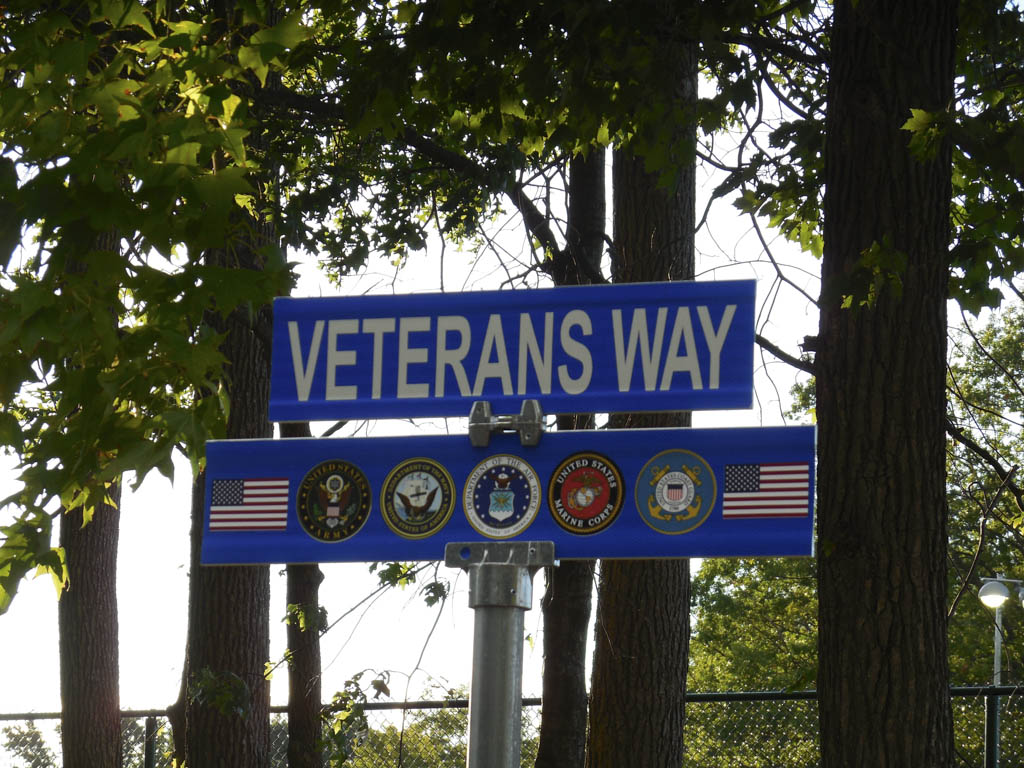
<box><xmin>445</xmin><ymin>541</ymin><xmax>556</xmax><ymax>768</ymax></box>
<box><xmin>468</xmin><ymin>400</ymin><xmax>544</xmax><ymax>448</ymax></box>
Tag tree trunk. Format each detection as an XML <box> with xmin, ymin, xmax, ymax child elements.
<box><xmin>585</xmin><ymin>25</ymin><xmax>697</xmax><ymax>767</ymax></box>
<box><xmin>816</xmin><ymin>1</ymin><xmax>956</xmax><ymax>765</ymax></box>
<box><xmin>281</xmin><ymin>422</ymin><xmax>325</xmax><ymax>768</ymax></box>
<box><xmin>535</xmin><ymin>152</ymin><xmax>604</xmax><ymax>768</ymax></box>
<box><xmin>170</xmin><ymin>245</ymin><xmax>275</xmax><ymax>767</ymax></box>
<box><xmin>286</xmin><ymin>563</ymin><xmax>324</xmax><ymax>768</ymax></box>
<box><xmin>59</xmin><ymin>229</ymin><xmax>124</xmax><ymax>768</ymax></box>
<box><xmin>58</xmin><ymin>482</ymin><xmax>122</xmax><ymax>768</ymax></box>
<box><xmin>169</xmin><ymin>4</ymin><xmax>279</xmax><ymax>764</ymax></box>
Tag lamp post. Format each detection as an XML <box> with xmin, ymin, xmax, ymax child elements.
<box><xmin>978</xmin><ymin>575</ymin><xmax>1024</xmax><ymax>768</ymax></box>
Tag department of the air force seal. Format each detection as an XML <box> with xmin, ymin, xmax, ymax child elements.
<box><xmin>296</xmin><ymin>460</ymin><xmax>371</xmax><ymax>542</ymax></box>
<box><xmin>635</xmin><ymin>449</ymin><xmax>717</xmax><ymax>535</ymax></box>
<box><xmin>548</xmin><ymin>452</ymin><xmax>623</xmax><ymax>535</ymax></box>
<box><xmin>380</xmin><ymin>458</ymin><xmax>455</xmax><ymax>539</ymax></box>
<box><xmin>463</xmin><ymin>454</ymin><xmax>541</xmax><ymax>538</ymax></box>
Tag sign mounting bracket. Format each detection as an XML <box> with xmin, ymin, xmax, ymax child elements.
<box><xmin>468</xmin><ymin>400</ymin><xmax>544</xmax><ymax>447</ymax></box>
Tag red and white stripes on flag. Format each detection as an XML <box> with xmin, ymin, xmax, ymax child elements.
<box><xmin>209</xmin><ymin>478</ymin><xmax>289</xmax><ymax>530</ymax></box>
<box><xmin>722</xmin><ymin>463</ymin><xmax>810</xmax><ymax>518</ymax></box>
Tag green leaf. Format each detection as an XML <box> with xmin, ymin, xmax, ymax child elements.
<box><xmin>250</xmin><ymin>11</ymin><xmax>309</xmax><ymax>52</ymax></box>
<box><xmin>192</xmin><ymin>166</ymin><xmax>256</xmax><ymax>211</ymax></box>
<box><xmin>238</xmin><ymin>45</ymin><xmax>269</xmax><ymax>87</ymax></box>
<box><xmin>166</xmin><ymin>141</ymin><xmax>202</xmax><ymax>165</ymax></box>
<box><xmin>901</xmin><ymin>108</ymin><xmax>937</xmax><ymax>133</ymax></box>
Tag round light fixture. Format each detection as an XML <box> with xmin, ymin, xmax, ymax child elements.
<box><xmin>980</xmin><ymin>580</ymin><xmax>1011</xmax><ymax>608</ymax></box>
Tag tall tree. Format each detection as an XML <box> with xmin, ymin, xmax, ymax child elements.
<box><xmin>56</xmin><ymin>225</ymin><xmax>124</xmax><ymax>768</ymax></box>
<box><xmin>585</xmin><ymin>2</ymin><xmax>698</xmax><ymax>764</ymax></box>
<box><xmin>281</xmin><ymin>421</ymin><xmax>325</xmax><ymax>768</ymax></box>
<box><xmin>535</xmin><ymin>151</ymin><xmax>604</xmax><ymax>768</ymax></box>
<box><xmin>816</xmin><ymin>1</ymin><xmax>958</xmax><ymax>765</ymax></box>
<box><xmin>168</xmin><ymin>2</ymin><xmax>289</xmax><ymax>762</ymax></box>
<box><xmin>174</xmin><ymin>293</ymin><xmax>273</xmax><ymax>766</ymax></box>
<box><xmin>58</xmin><ymin>481</ymin><xmax>121</xmax><ymax>768</ymax></box>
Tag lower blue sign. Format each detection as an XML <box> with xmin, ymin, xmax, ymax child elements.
<box><xmin>202</xmin><ymin>425</ymin><xmax>815</xmax><ymax>564</ymax></box>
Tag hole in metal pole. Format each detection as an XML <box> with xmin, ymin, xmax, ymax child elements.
<box><xmin>460</xmin><ymin>545</ymin><xmax>471</xmax><ymax>560</ymax></box>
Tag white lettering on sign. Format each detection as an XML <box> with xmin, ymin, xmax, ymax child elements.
<box><xmin>518</xmin><ymin>312</ymin><xmax>553</xmax><ymax>395</ymax></box>
<box><xmin>284</xmin><ymin>304</ymin><xmax>738</xmax><ymax>403</ymax></box>
<box><xmin>362</xmin><ymin>318</ymin><xmax>396</xmax><ymax>399</ymax></box>
<box><xmin>289</xmin><ymin>319</ymin><xmax>323</xmax><ymax>401</ymax></box>
<box><xmin>473</xmin><ymin>314</ymin><xmax>514</xmax><ymax>396</ymax></box>
<box><xmin>398</xmin><ymin>317</ymin><xmax>431</xmax><ymax>399</ymax></box>
<box><xmin>611</xmin><ymin>307</ymin><xmax>668</xmax><ymax>391</ymax></box>
<box><xmin>612</xmin><ymin>305</ymin><xmax>737</xmax><ymax>392</ymax></box>
<box><xmin>435</xmin><ymin>315</ymin><xmax>472</xmax><ymax>396</ymax></box>
<box><xmin>326</xmin><ymin>319</ymin><xmax>358</xmax><ymax>400</ymax></box>
<box><xmin>558</xmin><ymin>310</ymin><xmax>592</xmax><ymax>394</ymax></box>
<box><xmin>698</xmin><ymin>304</ymin><xmax>735</xmax><ymax>389</ymax></box>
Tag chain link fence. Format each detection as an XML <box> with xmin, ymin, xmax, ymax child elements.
<box><xmin>3</xmin><ymin>689</ymin><xmax>1022</xmax><ymax>767</ymax></box>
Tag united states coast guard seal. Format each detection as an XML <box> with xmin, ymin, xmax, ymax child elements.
<box><xmin>635</xmin><ymin>450</ymin><xmax>717</xmax><ymax>535</ymax></box>
<box><xmin>380</xmin><ymin>458</ymin><xmax>455</xmax><ymax>539</ymax></box>
<box><xmin>463</xmin><ymin>454</ymin><xmax>541</xmax><ymax>538</ymax></box>
<box><xmin>548</xmin><ymin>452</ymin><xmax>623</xmax><ymax>535</ymax></box>
<box><xmin>297</xmin><ymin>460</ymin><xmax>371</xmax><ymax>542</ymax></box>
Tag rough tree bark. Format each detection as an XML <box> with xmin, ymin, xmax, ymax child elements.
<box><xmin>168</xmin><ymin>4</ymin><xmax>279</xmax><ymax>765</ymax></box>
<box><xmin>816</xmin><ymin>1</ymin><xmax>957</xmax><ymax>765</ymax></box>
<box><xmin>281</xmin><ymin>421</ymin><xmax>324</xmax><ymax>768</ymax></box>
<box><xmin>585</xmin><ymin>17</ymin><xmax>697</xmax><ymax>767</ymax></box>
<box><xmin>170</xmin><ymin>270</ymin><xmax>274</xmax><ymax>767</ymax></box>
<box><xmin>58</xmin><ymin>228</ymin><xmax>124</xmax><ymax>768</ymax></box>
<box><xmin>58</xmin><ymin>481</ymin><xmax>122</xmax><ymax>768</ymax></box>
<box><xmin>535</xmin><ymin>151</ymin><xmax>604</xmax><ymax>768</ymax></box>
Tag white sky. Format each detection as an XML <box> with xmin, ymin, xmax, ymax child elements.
<box><xmin>0</xmin><ymin>154</ymin><xmax>821</xmax><ymax>718</ymax></box>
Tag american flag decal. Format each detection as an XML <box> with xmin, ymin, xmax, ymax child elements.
<box><xmin>209</xmin><ymin>478</ymin><xmax>290</xmax><ymax>531</ymax></box>
<box><xmin>722</xmin><ymin>463</ymin><xmax>810</xmax><ymax>518</ymax></box>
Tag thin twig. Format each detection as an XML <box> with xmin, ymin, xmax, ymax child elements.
<box><xmin>948</xmin><ymin>466</ymin><xmax>1018</xmax><ymax>620</ymax></box>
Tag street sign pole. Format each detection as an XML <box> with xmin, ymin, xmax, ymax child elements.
<box><xmin>445</xmin><ymin>541</ymin><xmax>555</xmax><ymax>768</ymax></box>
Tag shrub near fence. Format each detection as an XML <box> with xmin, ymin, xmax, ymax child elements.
<box><xmin>2</xmin><ymin>688</ymin><xmax>1023</xmax><ymax>768</ymax></box>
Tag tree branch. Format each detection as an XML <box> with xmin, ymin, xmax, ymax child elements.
<box><xmin>947</xmin><ymin>465</ymin><xmax>1017</xmax><ymax>620</ymax></box>
<box><xmin>946</xmin><ymin>417</ymin><xmax>1024</xmax><ymax>516</ymax></box>
<box><xmin>755</xmin><ymin>333</ymin><xmax>814</xmax><ymax>374</ymax></box>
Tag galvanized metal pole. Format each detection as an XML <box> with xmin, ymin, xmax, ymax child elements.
<box><xmin>988</xmin><ymin>603</ymin><xmax>1003</xmax><ymax>768</ymax></box>
<box><xmin>446</xmin><ymin>541</ymin><xmax>555</xmax><ymax>768</ymax></box>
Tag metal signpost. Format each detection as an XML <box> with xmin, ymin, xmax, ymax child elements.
<box><xmin>203</xmin><ymin>278</ymin><xmax>817</xmax><ymax>768</ymax></box>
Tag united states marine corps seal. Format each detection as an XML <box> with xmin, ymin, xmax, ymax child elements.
<box><xmin>380</xmin><ymin>458</ymin><xmax>455</xmax><ymax>539</ymax></box>
<box><xmin>635</xmin><ymin>450</ymin><xmax>717</xmax><ymax>535</ymax></box>
<box><xmin>463</xmin><ymin>454</ymin><xmax>541</xmax><ymax>539</ymax></box>
<box><xmin>548</xmin><ymin>452</ymin><xmax>623</xmax><ymax>534</ymax></box>
<box><xmin>297</xmin><ymin>460</ymin><xmax>371</xmax><ymax>542</ymax></box>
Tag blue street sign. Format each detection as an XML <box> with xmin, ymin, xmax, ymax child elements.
<box><xmin>269</xmin><ymin>280</ymin><xmax>755</xmax><ymax>421</ymax></box>
<box><xmin>202</xmin><ymin>425</ymin><xmax>815</xmax><ymax>564</ymax></box>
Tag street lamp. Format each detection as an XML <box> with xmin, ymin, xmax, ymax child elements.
<box><xmin>978</xmin><ymin>575</ymin><xmax>1024</xmax><ymax>684</ymax></box>
<box><xmin>978</xmin><ymin>574</ymin><xmax>1024</xmax><ymax>768</ymax></box>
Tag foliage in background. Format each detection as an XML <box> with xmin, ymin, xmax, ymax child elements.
<box><xmin>692</xmin><ymin>300</ymin><xmax>1024</xmax><ymax>695</ymax></box>
<box><xmin>0</xmin><ymin>0</ymin><xmax>303</xmax><ymax>611</ymax></box>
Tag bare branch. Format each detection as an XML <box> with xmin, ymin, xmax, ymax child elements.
<box><xmin>947</xmin><ymin>465</ymin><xmax>1018</xmax><ymax>620</ymax></box>
<box><xmin>755</xmin><ymin>333</ymin><xmax>814</xmax><ymax>374</ymax></box>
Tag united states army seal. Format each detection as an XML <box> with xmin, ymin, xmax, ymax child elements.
<box><xmin>463</xmin><ymin>454</ymin><xmax>541</xmax><ymax>539</ymax></box>
<box><xmin>635</xmin><ymin>450</ymin><xmax>717</xmax><ymax>535</ymax></box>
<box><xmin>296</xmin><ymin>460</ymin><xmax>371</xmax><ymax>542</ymax></box>
<box><xmin>548</xmin><ymin>452</ymin><xmax>623</xmax><ymax>535</ymax></box>
<box><xmin>380</xmin><ymin>458</ymin><xmax>455</xmax><ymax>539</ymax></box>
